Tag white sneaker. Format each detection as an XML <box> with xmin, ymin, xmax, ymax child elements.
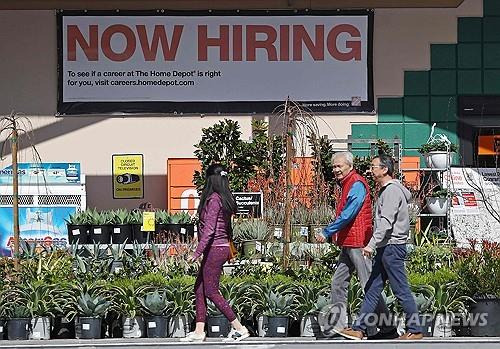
<box><xmin>223</xmin><ymin>326</ymin><xmax>250</xmax><ymax>342</ymax></box>
<box><xmin>180</xmin><ymin>331</ymin><xmax>206</xmax><ymax>342</ymax></box>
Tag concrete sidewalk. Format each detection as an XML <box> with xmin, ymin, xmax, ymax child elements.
<box><xmin>1</xmin><ymin>337</ymin><xmax>500</xmax><ymax>349</ymax></box>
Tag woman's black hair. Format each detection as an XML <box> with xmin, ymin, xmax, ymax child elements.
<box><xmin>197</xmin><ymin>163</ymin><xmax>237</xmax><ymax>215</ymax></box>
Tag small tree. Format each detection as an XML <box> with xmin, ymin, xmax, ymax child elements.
<box><xmin>0</xmin><ymin>111</ymin><xmax>41</xmax><ymax>270</ymax></box>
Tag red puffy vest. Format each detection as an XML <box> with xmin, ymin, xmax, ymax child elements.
<box><xmin>334</xmin><ymin>170</ymin><xmax>373</xmax><ymax>248</ymax></box>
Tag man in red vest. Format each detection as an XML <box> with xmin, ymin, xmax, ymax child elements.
<box><xmin>316</xmin><ymin>151</ymin><xmax>397</xmax><ymax>339</ymax></box>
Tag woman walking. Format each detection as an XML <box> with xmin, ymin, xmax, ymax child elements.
<box><xmin>181</xmin><ymin>164</ymin><xmax>250</xmax><ymax>342</ymax></box>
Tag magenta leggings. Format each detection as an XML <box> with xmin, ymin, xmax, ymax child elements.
<box><xmin>194</xmin><ymin>246</ymin><xmax>236</xmax><ymax>323</ymax></box>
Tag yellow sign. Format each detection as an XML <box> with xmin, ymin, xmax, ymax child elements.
<box><xmin>142</xmin><ymin>211</ymin><xmax>155</xmax><ymax>232</ymax></box>
<box><xmin>112</xmin><ymin>154</ymin><xmax>144</xmax><ymax>199</ymax></box>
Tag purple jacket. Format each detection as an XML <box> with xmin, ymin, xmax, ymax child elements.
<box><xmin>193</xmin><ymin>192</ymin><xmax>231</xmax><ymax>259</ymax></box>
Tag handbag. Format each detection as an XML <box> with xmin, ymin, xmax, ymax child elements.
<box><xmin>228</xmin><ymin>219</ymin><xmax>238</xmax><ymax>261</ymax></box>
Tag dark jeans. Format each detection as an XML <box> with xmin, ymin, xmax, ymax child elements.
<box><xmin>330</xmin><ymin>247</ymin><xmax>395</xmax><ymax>336</ymax></box>
<box><xmin>194</xmin><ymin>246</ymin><xmax>236</xmax><ymax>323</ymax></box>
<box><xmin>353</xmin><ymin>244</ymin><xmax>421</xmax><ymax>334</ymax></box>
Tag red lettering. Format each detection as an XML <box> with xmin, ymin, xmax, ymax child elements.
<box><xmin>198</xmin><ymin>25</ymin><xmax>229</xmax><ymax>61</ymax></box>
<box><xmin>327</xmin><ymin>24</ymin><xmax>361</xmax><ymax>61</ymax></box>
<box><xmin>246</xmin><ymin>25</ymin><xmax>278</xmax><ymax>61</ymax></box>
<box><xmin>101</xmin><ymin>24</ymin><xmax>136</xmax><ymax>62</ymax></box>
<box><xmin>279</xmin><ymin>25</ymin><xmax>289</xmax><ymax>61</ymax></box>
<box><xmin>67</xmin><ymin>25</ymin><xmax>98</xmax><ymax>61</ymax></box>
<box><xmin>293</xmin><ymin>25</ymin><xmax>324</xmax><ymax>61</ymax></box>
<box><xmin>136</xmin><ymin>24</ymin><xmax>183</xmax><ymax>61</ymax></box>
<box><xmin>233</xmin><ymin>25</ymin><xmax>243</xmax><ymax>61</ymax></box>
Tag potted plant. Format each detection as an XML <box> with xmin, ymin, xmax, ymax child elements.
<box><xmin>294</xmin><ymin>283</ymin><xmax>329</xmax><ymax>337</ymax></box>
<box><xmin>292</xmin><ymin>204</ymin><xmax>310</xmax><ymax>243</ymax></box>
<box><xmin>418</xmin><ymin>136</ymin><xmax>458</xmax><ymax>170</ymax></box>
<box><xmin>426</xmin><ymin>188</ymin><xmax>451</xmax><ymax>215</ymax></box>
<box><xmin>5</xmin><ymin>305</ymin><xmax>31</xmax><ymax>340</ymax></box>
<box><xmin>431</xmin><ymin>282</ymin><xmax>472</xmax><ymax>337</ymax></box>
<box><xmin>178</xmin><ymin>212</ymin><xmax>195</xmax><ymax>242</ymax></box>
<box><xmin>233</xmin><ymin>219</ymin><xmax>269</xmax><ymax>259</ymax></box>
<box><xmin>261</xmin><ymin>290</ymin><xmax>296</xmax><ymax>337</ymax></box>
<box><xmin>51</xmin><ymin>283</ymin><xmax>77</xmax><ymax>339</ymax></box>
<box><xmin>110</xmin><ymin>282</ymin><xmax>151</xmax><ymax>338</ymax></box>
<box><xmin>87</xmin><ymin>209</ymin><xmax>113</xmax><ymax>244</ymax></box>
<box><xmin>72</xmin><ymin>291</ymin><xmax>111</xmax><ymax>339</ymax></box>
<box><xmin>264</xmin><ymin>205</ymin><xmax>285</xmax><ymax>241</ymax></box>
<box><xmin>455</xmin><ymin>240</ymin><xmax>500</xmax><ymax>337</ymax></box>
<box><xmin>139</xmin><ymin>290</ymin><xmax>170</xmax><ymax>338</ymax></box>
<box><xmin>110</xmin><ymin>209</ymin><xmax>131</xmax><ymax>244</ymax></box>
<box><xmin>109</xmin><ymin>242</ymin><xmax>129</xmax><ymax>274</ymax></box>
<box><xmin>129</xmin><ymin>210</ymin><xmax>150</xmax><ymax>244</ymax></box>
<box><xmin>66</xmin><ymin>210</ymin><xmax>89</xmax><ymax>244</ymax></box>
<box><xmin>411</xmin><ymin>284</ymin><xmax>436</xmax><ymax>337</ymax></box>
<box><xmin>155</xmin><ymin>210</ymin><xmax>171</xmax><ymax>236</ymax></box>
<box><xmin>165</xmin><ymin>278</ymin><xmax>195</xmax><ymax>338</ymax></box>
<box><xmin>309</xmin><ymin>203</ymin><xmax>334</xmax><ymax>243</ymax></box>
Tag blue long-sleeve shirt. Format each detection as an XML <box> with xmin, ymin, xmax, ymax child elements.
<box><xmin>322</xmin><ymin>181</ymin><xmax>366</xmax><ymax>238</ymax></box>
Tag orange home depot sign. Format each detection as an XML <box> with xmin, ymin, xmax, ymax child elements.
<box><xmin>478</xmin><ymin>135</ymin><xmax>500</xmax><ymax>155</ymax></box>
<box><xmin>167</xmin><ymin>157</ymin><xmax>315</xmax><ymax>213</ymax></box>
<box><xmin>167</xmin><ymin>158</ymin><xmax>201</xmax><ymax>214</ymax></box>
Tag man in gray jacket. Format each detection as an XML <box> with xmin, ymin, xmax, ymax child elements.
<box><xmin>337</xmin><ymin>154</ymin><xmax>422</xmax><ymax>340</ymax></box>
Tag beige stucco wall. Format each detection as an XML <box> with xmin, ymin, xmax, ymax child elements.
<box><xmin>0</xmin><ymin>0</ymin><xmax>482</xmax><ymax>209</ymax></box>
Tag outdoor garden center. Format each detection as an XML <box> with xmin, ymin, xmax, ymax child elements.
<box><xmin>0</xmin><ymin>0</ymin><xmax>499</xmax><ymax>347</ymax></box>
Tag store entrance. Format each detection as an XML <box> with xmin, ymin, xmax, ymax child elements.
<box><xmin>458</xmin><ymin>96</ymin><xmax>500</xmax><ymax>168</ymax></box>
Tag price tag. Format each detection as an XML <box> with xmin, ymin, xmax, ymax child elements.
<box><xmin>256</xmin><ymin>241</ymin><xmax>262</xmax><ymax>252</ymax></box>
<box><xmin>300</xmin><ymin>226</ymin><xmax>309</xmax><ymax>236</ymax></box>
<box><xmin>274</xmin><ymin>227</ymin><xmax>282</xmax><ymax>238</ymax></box>
<box><xmin>72</xmin><ymin>229</ymin><xmax>80</xmax><ymax>236</ymax></box>
<box><xmin>142</xmin><ymin>212</ymin><xmax>155</xmax><ymax>232</ymax></box>
<box><xmin>94</xmin><ymin>228</ymin><xmax>102</xmax><ymax>235</ymax></box>
<box><xmin>114</xmin><ymin>227</ymin><xmax>121</xmax><ymax>234</ymax></box>
<box><xmin>277</xmin><ymin>326</ymin><xmax>286</xmax><ymax>333</ymax></box>
<box><xmin>180</xmin><ymin>228</ymin><xmax>186</xmax><ymax>235</ymax></box>
<box><xmin>82</xmin><ymin>323</ymin><xmax>90</xmax><ymax>330</ymax></box>
<box><xmin>148</xmin><ymin>322</ymin><xmax>157</xmax><ymax>328</ymax></box>
<box><xmin>211</xmin><ymin>326</ymin><xmax>220</xmax><ymax>332</ymax></box>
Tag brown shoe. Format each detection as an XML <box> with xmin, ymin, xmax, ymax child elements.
<box><xmin>398</xmin><ymin>332</ymin><xmax>423</xmax><ymax>340</ymax></box>
<box><xmin>333</xmin><ymin>327</ymin><xmax>364</xmax><ymax>340</ymax></box>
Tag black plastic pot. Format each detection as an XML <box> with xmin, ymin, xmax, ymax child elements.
<box><xmin>419</xmin><ymin>314</ymin><xmax>434</xmax><ymax>337</ymax></box>
<box><xmin>169</xmin><ymin>224</ymin><xmax>182</xmax><ymax>235</ymax></box>
<box><xmin>155</xmin><ymin>223</ymin><xmax>170</xmax><ymax>234</ymax></box>
<box><xmin>207</xmin><ymin>315</ymin><xmax>231</xmax><ymax>338</ymax></box>
<box><xmin>470</xmin><ymin>298</ymin><xmax>500</xmax><ymax>337</ymax></box>
<box><xmin>0</xmin><ymin>318</ymin><xmax>6</xmax><ymax>340</ymax></box>
<box><xmin>51</xmin><ymin>317</ymin><xmax>75</xmax><ymax>339</ymax></box>
<box><xmin>265</xmin><ymin>316</ymin><xmax>289</xmax><ymax>337</ymax></box>
<box><xmin>133</xmin><ymin>225</ymin><xmax>151</xmax><ymax>244</ymax></box>
<box><xmin>67</xmin><ymin>224</ymin><xmax>89</xmax><ymax>244</ymax></box>
<box><xmin>110</xmin><ymin>224</ymin><xmax>132</xmax><ymax>244</ymax></box>
<box><xmin>76</xmin><ymin>317</ymin><xmax>102</xmax><ymax>339</ymax></box>
<box><xmin>7</xmin><ymin>318</ymin><xmax>30</xmax><ymax>340</ymax></box>
<box><xmin>89</xmin><ymin>225</ymin><xmax>112</xmax><ymax>244</ymax></box>
<box><xmin>145</xmin><ymin>316</ymin><xmax>169</xmax><ymax>338</ymax></box>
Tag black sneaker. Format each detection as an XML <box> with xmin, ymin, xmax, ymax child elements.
<box><xmin>367</xmin><ymin>328</ymin><xmax>399</xmax><ymax>340</ymax></box>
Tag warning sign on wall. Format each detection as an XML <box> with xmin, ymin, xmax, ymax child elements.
<box><xmin>112</xmin><ymin>154</ymin><xmax>144</xmax><ymax>199</ymax></box>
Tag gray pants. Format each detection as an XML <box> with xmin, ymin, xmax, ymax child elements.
<box><xmin>330</xmin><ymin>247</ymin><xmax>395</xmax><ymax>336</ymax></box>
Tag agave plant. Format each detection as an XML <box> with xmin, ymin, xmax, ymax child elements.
<box><xmin>87</xmin><ymin>208</ymin><xmax>113</xmax><ymax>225</ymax></box>
<box><xmin>165</xmin><ymin>277</ymin><xmax>195</xmax><ymax>317</ymax></box>
<box><xmin>139</xmin><ymin>290</ymin><xmax>170</xmax><ymax>316</ymax></box>
<box><xmin>232</xmin><ymin>219</ymin><xmax>269</xmax><ymax>242</ymax></box>
<box><xmin>75</xmin><ymin>292</ymin><xmax>112</xmax><ymax>317</ymax></box>
<box><xmin>294</xmin><ymin>282</ymin><xmax>330</xmax><ymax>317</ymax></box>
<box><xmin>433</xmin><ymin>282</ymin><xmax>472</xmax><ymax>316</ymax></box>
<box><xmin>129</xmin><ymin>210</ymin><xmax>143</xmax><ymax>225</ymax></box>
<box><xmin>347</xmin><ymin>277</ymin><xmax>363</xmax><ymax>316</ymax></box>
<box><xmin>412</xmin><ymin>284</ymin><xmax>436</xmax><ymax>314</ymax></box>
<box><xmin>262</xmin><ymin>291</ymin><xmax>297</xmax><ymax>318</ymax></box>
<box><xmin>309</xmin><ymin>203</ymin><xmax>335</xmax><ymax>225</ymax></box>
<box><xmin>65</xmin><ymin>210</ymin><xmax>88</xmax><ymax>225</ymax></box>
<box><xmin>109</xmin><ymin>280</ymin><xmax>152</xmax><ymax>319</ymax></box>
<box><xmin>207</xmin><ymin>277</ymin><xmax>252</xmax><ymax>316</ymax></box>
<box><xmin>155</xmin><ymin>210</ymin><xmax>171</xmax><ymax>224</ymax></box>
<box><xmin>112</xmin><ymin>209</ymin><xmax>130</xmax><ymax>225</ymax></box>
<box><xmin>292</xmin><ymin>204</ymin><xmax>311</xmax><ymax>225</ymax></box>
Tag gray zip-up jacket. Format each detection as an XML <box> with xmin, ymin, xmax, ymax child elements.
<box><xmin>368</xmin><ymin>179</ymin><xmax>412</xmax><ymax>250</ymax></box>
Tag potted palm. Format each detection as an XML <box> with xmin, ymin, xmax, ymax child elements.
<box><xmin>418</xmin><ymin>135</ymin><xmax>458</xmax><ymax>170</ymax></box>
<box><xmin>66</xmin><ymin>210</ymin><xmax>89</xmax><ymax>244</ymax></box>
<box><xmin>139</xmin><ymin>290</ymin><xmax>170</xmax><ymax>338</ymax></box>
<box><xmin>110</xmin><ymin>209</ymin><xmax>131</xmax><ymax>244</ymax></box>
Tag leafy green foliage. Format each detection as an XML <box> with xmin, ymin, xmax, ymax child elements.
<box><xmin>75</xmin><ymin>292</ymin><xmax>111</xmax><ymax>317</ymax></box>
<box><xmin>418</xmin><ymin>139</ymin><xmax>459</xmax><ymax>154</ymax></box>
<box><xmin>139</xmin><ymin>290</ymin><xmax>170</xmax><ymax>316</ymax></box>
